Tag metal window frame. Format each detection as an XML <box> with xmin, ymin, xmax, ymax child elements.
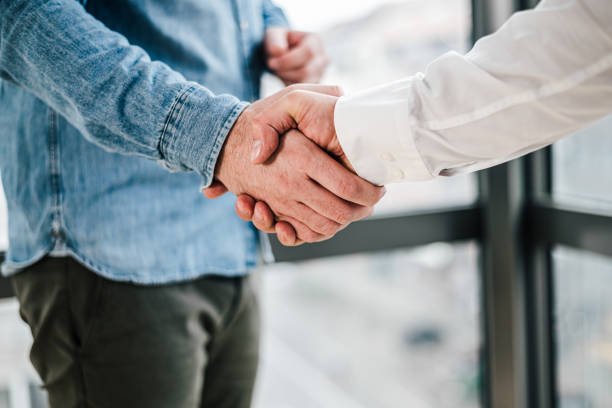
<box><xmin>1</xmin><ymin>1</ymin><xmax>611</xmax><ymax>408</ymax></box>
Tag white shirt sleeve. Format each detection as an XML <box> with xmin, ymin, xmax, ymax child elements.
<box><xmin>334</xmin><ymin>0</ymin><xmax>612</xmax><ymax>186</ymax></box>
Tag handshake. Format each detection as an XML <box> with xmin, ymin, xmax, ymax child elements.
<box><xmin>205</xmin><ymin>84</ymin><xmax>386</xmax><ymax>246</ymax></box>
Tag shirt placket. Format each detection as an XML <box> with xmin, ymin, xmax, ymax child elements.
<box><xmin>232</xmin><ymin>0</ymin><xmax>257</xmax><ymax>101</ymax></box>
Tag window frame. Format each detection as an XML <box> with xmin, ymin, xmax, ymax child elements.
<box><xmin>1</xmin><ymin>1</ymin><xmax>609</xmax><ymax>408</ymax></box>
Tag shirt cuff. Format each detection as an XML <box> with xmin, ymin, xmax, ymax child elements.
<box><xmin>264</xmin><ymin>9</ymin><xmax>290</xmax><ymax>28</ymax></box>
<box><xmin>158</xmin><ymin>84</ymin><xmax>249</xmax><ymax>187</ymax></box>
<box><xmin>334</xmin><ymin>84</ymin><xmax>435</xmax><ymax>186</ymax></box>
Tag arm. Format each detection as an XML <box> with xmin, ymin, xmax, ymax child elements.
<box><xmin>0</xmin><ymin>1</ymin><xmax>383</xmax><ymax>240</ymax></box>
<box><xmin>334</xmin><ymin>0</ymin><xmax>612</xmax><ymax>185</ymax></box>
<box><xmin>243</xmin><ymin>0</ymin><xmax>612</xmax><ymax>244</ymax></box>
<box><xmin>0</xmin><ymin>0</ymin><xmax>242</xmax><ymax>186</ymax></box>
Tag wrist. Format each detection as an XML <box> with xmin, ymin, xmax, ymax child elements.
<box><xmin>214</xmin><ymin>108</ymin><xmax>250</xmax><ymax>193</ymax></box>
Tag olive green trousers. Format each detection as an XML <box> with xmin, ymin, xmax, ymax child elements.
<box><xmin>11</xmin><ymin>257</ymin><xmax>260</xmax><ymax>408</ymax></box>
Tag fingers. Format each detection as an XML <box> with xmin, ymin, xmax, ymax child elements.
<box><xmin>252</xmin><ymin>201</ymin><xmax>276</xmax><ymax>233</ymax></box>
<box><xmin>287</xmin><ymin>30</ymin><xmax>307</xmax><ymax>47</ymax></box>
<box><xmin>250</xmin><ymin>86</ymin><xmax>342</xmax><ymax>165</ymax></box>
<box><xmin>251</xmin><ymin>123</ymin><xmax>280</xmax><ymax>164</ymax></box>
<box><xmin>275</xmin><ymin>221</ymin><xmax>301</xmax><ymax>246</ymax></box>
<box><xmin>264</xmin><ymin>27</ymin><xmax>289</xmax><ymax>58</ymax></box>
<box><xmin>235</xmin><ymin>194</ymin><xmax>330</xmax><ymax>246</ymax></box>
<box><xmin>268</xmin><ymin>39</ymin><xmax>315</xmax><ymax>72</ymax></box>
<box><xmin>275</xmin><ymin>58</ymin><xmax>327</xmax><ymax>84</ymax></box>
<box><xmin>306</xmin><ymin>142</ymin><xmax>386</xmax><ymax>206</ymax></box>
<box><xmin>302</xmin><ymin>180</ymin><xmax>374</xmax><ymax>225</ymax></box>
<box><xmin>235</xmin><ymin>195</ymin><xmax>256</xmax><ymax>221</ymax></box>
<box><xmin>276</xmin><ymin>215</ymin><xmax>328</xmax><ymax>245</ymax></box>
<box><xmin>284</xmin><ymin>83</ymin><xmax>343</xmax><ymax>97</ymax></box>
<box><xmin>203</xmin><ymin>180</ymin><xmax>229</xmax><ymax>199</ymax></box>
<box><xmin>277</xmin><ymin>200</ymin><xmax>342</xmax><ymax>237</ymax></box>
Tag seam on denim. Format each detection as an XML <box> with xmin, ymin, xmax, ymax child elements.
<box><xmin>1</xmin><ymin>244</ymin><xmax>55</xmax><ymax>275</ymax></box>
<box><xmin>158</xmin><ymin>84</ymin><xmax>196</xmax><ymax>164</ymax></box>
<box><xmin>47</xmin><ymin>108</ymin><xmax>68</xmax><ymax>239</ymax></box>
<box><xmin>62</xmin><ymin>245</ymin><xmax>252</xmax><ymax>285</ymax></box>
<box><xmin>204</xmin><ymin>101</ymin><xmax>248</xmax><ymax>181</ymax></box>
<box><xmin>163</xmin><ymin>86</ymin><xmax>198</xmax><ymax>164</ymax></box>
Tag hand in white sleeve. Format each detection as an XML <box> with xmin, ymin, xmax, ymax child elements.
<box><xmin>235</xmin><ymin>0</ymin><xmax>612</xmax><ymax>245</ymax></box>
<box><xmin>335</xmin><ymin>0</ymin><xmax>612</xmax><ymax>185</ymax></box>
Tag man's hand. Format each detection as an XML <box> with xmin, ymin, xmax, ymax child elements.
<box><xmin>207</xmin><ymin>84</ymin><xmax>384</xmax><ymax>243</ymax></box>
<box><xmin>215</xmin><ymin>126</ymin><xmax>382</xmax><ymax>243</ymax></box>
<box><xmin>203</xmin><ymin>84</ymin><xmax>369</xmax><ymax>246</ymax></box>
<box><xmin>265</xmin><ymin>28</ymin><xmax>328</xmax><ymax>86</ymax></box>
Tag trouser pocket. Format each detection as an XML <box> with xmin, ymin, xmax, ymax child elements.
<box><xmin>11</xmin><ymin>256</ymin><xmax>105</xmax><ymax>407</ymax></box>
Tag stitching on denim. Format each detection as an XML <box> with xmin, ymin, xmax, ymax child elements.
<box><xmin>47</xmin><ymin>109</ymin><xmax>65</xmax><ymax>235</ymax></box>
<box><xmin>158</xmin><ymin>84</ymin><xmax>196</xmax><ymax>162</ymax></box>
<box><xmin>62</xmin><ymin>245</ymin><xmax>253</xmax><ymax>286</ymax></box>
<box><xmin>204</xmin><ymin>102</ymin><xmax>248</xmax><ymax>178</ymax></box>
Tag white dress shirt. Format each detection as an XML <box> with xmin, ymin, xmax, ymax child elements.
<box><xmin>334</xmin><ymin>0</ymin><xmax>612</xmax><ymax>186</ymax></box>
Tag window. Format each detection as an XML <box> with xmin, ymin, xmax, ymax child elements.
<box><xmin>553</xmin><ymin>115</ymin><xmax>612</xmax><ymax>213</ymax></box>
<box><xmin>0</xmin><ymin>299</ymin><xmax>46</xmax><ymax>408</ymax></box>
<box><xmin>553</xmin><ymin>247</ymin><xmax>612</xmax><ymax>408</ymax></box>
<box><xmin>257</xmin><ymin>2</ymin><xmax>482</xmax><ymax>406</ymax></box>
<box><xmin>262</xmin><ymin>0</ymin><xmax>476</xmax><ymax>216</ymax></box>
<box><xmin>254</xmin><ymin>243</ymin><xmax>481</xmax><ymax>408</ymax></box>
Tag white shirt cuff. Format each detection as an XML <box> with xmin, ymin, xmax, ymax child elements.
<box><xmin>334</xmin><ymin>83</ymin><xmax>434</xmax><ymax>186</ymax></box>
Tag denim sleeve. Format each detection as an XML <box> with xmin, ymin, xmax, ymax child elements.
<box><xmin>262</xmin><ymin>0</ymin><xmax>289</xmax><ymax>28</ymax></box>
<box><xmin>0</xmin><ymin>0</ymin><xmax>246</xmax><ymax>186</ymax></box>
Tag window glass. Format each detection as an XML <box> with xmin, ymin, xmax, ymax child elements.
<box><xmin>254</xmin><ymin>243</ymin><xmax>481</xmax><ymax>408</ymax></box>
<box><xmin>553</xmin><ymin>115</ymin><xmax>612</xmax><ymax>213</ymax></box>
<box><xmin>262</xmin><ymin>0</ymin><xmax>476</xmax><ymax>216</ymax></box>
<box><xmin>553</xmin><ymin>246</ymin><xmax>612</xmax><ymax>407</ymax></box>
<box><xmin>0</xmin><ymin>299</ymin><xmax>46</xmax><ymax>408</ymax></box>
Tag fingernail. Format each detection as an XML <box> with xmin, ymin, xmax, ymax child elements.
<box><xmin>251</xmin><ymin>141</ymin><xmax>262</xmax><ymax>161</ymax></box>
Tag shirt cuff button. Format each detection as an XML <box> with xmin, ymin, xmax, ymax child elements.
<box><xmin>379</xmin><ymin>152</ymin><xmax>395</xmax><ymax>162</ymax></box>
<box><xmin>391</xmin><ymin>168</ymin><xmax>405</xmax><ymax>180</ymax></box>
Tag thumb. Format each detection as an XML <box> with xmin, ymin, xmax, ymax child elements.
<box><xmin>265</xmin><ymin>27</ymin><xmax>289</xmax><ymax>58</ymax></box>
<box><xmin>287</xmin><ymin>30</ymin><xmax>307</xmax><ymax>47</ymax></box>
<box><xmin>250</xmin><ymin>120</ymin><xmax>281</xmax><ymax>165</ymax></box>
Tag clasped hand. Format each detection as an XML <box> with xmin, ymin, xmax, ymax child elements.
<box><xmin>208</xmin><ymin>84</ymin><xmax>384</xmax><ymax>246</ymax></box>
<box><xmin>206</xmin><ymin>28</ymin><xmax>383</xmax><ymax>246</ymax></box>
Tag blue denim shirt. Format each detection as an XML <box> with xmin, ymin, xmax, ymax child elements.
<box><xmin>0</xmin><ymin>0</ymin><xmax>287</xmax><ymax>283</ymax></box>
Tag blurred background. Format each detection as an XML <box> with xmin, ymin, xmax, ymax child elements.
<box><xmin>1</xmin><ymin>0</ymin><xmax>612</xmax><ymax>407</ymax></box>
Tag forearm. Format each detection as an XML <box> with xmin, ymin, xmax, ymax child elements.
<box><xmin>334</xmin><ymin>0</ymin><xmax>612</xmax><ymax>185</ymax></box>
<box><xmin>0</xmin><ymin>0</ymin><xmax>245</xmax><ymax>185</ymax></box>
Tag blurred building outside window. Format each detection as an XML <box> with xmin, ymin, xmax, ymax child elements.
<box><xmin>255</xmin><ymin>1</ymin><xmax>481</xmax><ymax>408</ymax></box>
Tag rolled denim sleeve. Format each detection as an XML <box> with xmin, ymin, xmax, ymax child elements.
<box><xmin>262</xmin><ymin>0</ymin><xmax>289</xmax><ymax>28</ymax></box>
<box><xmin>0</xmin><ymin>0</ymin><xmax>244</xmax><ymax>186</ymax></box>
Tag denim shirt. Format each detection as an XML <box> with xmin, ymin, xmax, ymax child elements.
<box><xmin>0</xmin><ymin>0</ymin><xmax>287</xmax><ymax>283</ymax></box>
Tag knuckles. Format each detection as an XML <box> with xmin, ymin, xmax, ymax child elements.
<box><xmin>336</xmin><ymin>178</ymin><xmax>361</xmax><ymax>201</ymax></box>
<box><xmin>299</xmin><ymin>227</ymin><xmax>320</xmax><ymax>243</ymax></box>
<box><xmin>314</xmin><ymin>218</ymin><xmax>341</xmax><ymax>237</ymax></box>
